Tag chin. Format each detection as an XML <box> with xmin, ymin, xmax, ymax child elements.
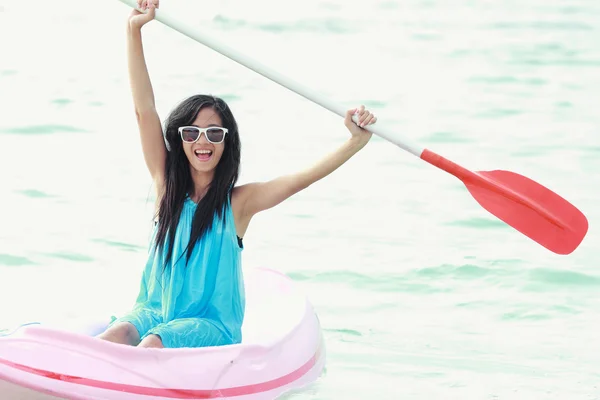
<box><xmin>187</xmin><ymin>156</ymin><xmax>219</xmax><ymax>173</ymax></box>
<box><xmin>192</xmin><ymin>164</ymin><xmax>217</xmax><ymax>174</ymax></box>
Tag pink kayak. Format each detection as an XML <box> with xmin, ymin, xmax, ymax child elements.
<box><xmin>0</xmin><ymin>267</ymin><xmax>326</xmax><ymax>399</ymax></box>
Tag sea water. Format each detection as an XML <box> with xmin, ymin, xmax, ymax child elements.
<box><xmin>0</xmin><ymin>0</ymin><xmax>599</xmax><ymax>398</ymax></box>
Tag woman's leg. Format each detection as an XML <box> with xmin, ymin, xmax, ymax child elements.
<box><xmin>96</xmin><ymin>307</ymin><xmax>162</xmax><ymax>346</ymax></box>
<box><xmin>138</xmin><ymin>333</ymin><xmax>164</xmax><ymax>348</ymax></box>
<box><xmin>140</xmin><ymin>318</ymin><xmax>230</xmax><ymax>349</ymax></box>
<box><xmin>96</xmin><ymin>322</ymin><xmax>140</xmax><ymax>346</ymax></box>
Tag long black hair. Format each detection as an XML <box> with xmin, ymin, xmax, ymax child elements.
<box><xmin>153</xmin><ymin>94</ymin><xmax>241</xmax><ymax>268</ymax></box>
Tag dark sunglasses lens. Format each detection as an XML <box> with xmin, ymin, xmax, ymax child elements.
<box><xmin>206</xmin><ymin>128</ymin><xmax>225</xmax><ymax>143</ymax></box>
<box><xmin>181</xmin><ymin>128</ymin><xmax>200</xmax><ymax>142</ymax></box>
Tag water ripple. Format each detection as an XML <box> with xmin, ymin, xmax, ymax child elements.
<box><xmin>288</xmin><ymin>270</ymin><xmax>450</xmax><ymax>293</ymax></box>
<box><xmin>0</xmin><ymin>125</ymin><xmax>88</xmax><ymax>135</ymax></box>
<box><xmin>445</xmin><ymin>217</ymin><xmax>509</xmax><ymax>229</ymax></box>
<box><xmin>17</xmin><ymin>189</ymin><xmax>55</xmax><ymax>199</ymax></box>
<box><xmin>43</xmin><ymin>252</ymin><xmax>94</xmax><ymax>263</ymax></box>
<box><xmin>0</xmin><ymin>254</ymin><xmax>35</xmax><ymax>267</ymax></box>
<box><xmin>91</xmin><ymin>238</ymin><xmax>145</xmax><ymax>252</ymax></box>
<box><xmin>213</xmin><ymin>15</ymin><xmax>356</xmax><ymax>34</ymax></box>
<box><xmin>528</xmin><ymin>268</ymin><xmax>600</xmax><ymax>286</ymax></box>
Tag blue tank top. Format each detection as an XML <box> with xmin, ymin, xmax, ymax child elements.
<box><xmin>139</xmin><ymin>193</ymin><xmax>245</xmax><ymax>343</ymax></box>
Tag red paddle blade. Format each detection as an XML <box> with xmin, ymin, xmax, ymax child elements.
<box><xmin>465</xmin><ymin>170</ymin><xmax>588</xmax><ymax>254</ymax></box>
<box><xmin>421</xmin><ymin>150</ymin><xmax>588</xmax><ymax>255</ymax></box>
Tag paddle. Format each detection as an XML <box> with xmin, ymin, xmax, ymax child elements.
<box><xmin>117</xmin><ymin>0</ymin><xmax>589</xmax><ymax>255</ymax></box>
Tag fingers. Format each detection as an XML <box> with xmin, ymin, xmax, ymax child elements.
<box><xmin>135</xmin><ymin>0</ymin><xmax>157</xmax><ymax>12</ymax></box>
<box><xmin>131</xmin><ymin>0</ymin><xmax>146</xmax><ymax>16</ymax></box>
<box><xmin>132</xmin><ymin>0</ymin><xmax>156</xmax><ymax>22</ymax></box>
<box><xmin>353</xmin><ymin>105</ymin><xmax>376</xmax><ymax>128</ymax></box>
<box><xmin>147</xmin><ymin>1</ymin><xmax>156</xmax><ymax>18</ymax></box>
<box><xmin>130</xmin><ymin>0</ymin><xmax>142</xmax><ymax>15</ymax></box>
<box><xmin>345</xmin><ymin>105</ymin><xmax>377</xmax><ymax>133</ymax></box>
<box><xmin>364</xmin><ymin>112</ymin><xmax>377</xmax><ymax>126</ymax></box>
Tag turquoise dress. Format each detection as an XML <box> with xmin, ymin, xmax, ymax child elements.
<box><xmin>111</xmin><ymin>193</ymin><xmax>245</xmax><ymax>348</ymax></box>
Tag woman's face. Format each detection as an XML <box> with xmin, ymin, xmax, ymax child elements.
<box><xmin>181</xmin><ymin>107</ymin><xmax>226</xmax><ymax>175</ymax></box>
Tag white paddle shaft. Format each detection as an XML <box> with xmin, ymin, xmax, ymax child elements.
<box><xmin>117</xmin><ymin>0</ymin><xmax>425</xmax><ymax>157</ymax></box>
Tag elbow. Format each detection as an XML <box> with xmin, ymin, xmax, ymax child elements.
<box><xmin>298</xmin><ymin>179</ymin><xmax>312</xmax><ymax>192</ymax></box>
<box><xmin>292</xmin><ymin>177</ymin><xmax>312</xmax><ymax>194</ymax></box>
<box><xmin>295</xmin><ymin>170</ymin><xmax>321</xmax><ymax>193</ymax></box>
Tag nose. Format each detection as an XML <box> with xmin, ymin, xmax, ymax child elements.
<box><xmin>197</xmin><ymin>131</ymin><xmax>210</xmax><ymax>144</ymax></box>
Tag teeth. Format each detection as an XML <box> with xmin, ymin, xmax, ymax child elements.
<box><xmin>195</xmin><ymin>150</ymin><xmax>212</xmax><ymax>155</ymax></box>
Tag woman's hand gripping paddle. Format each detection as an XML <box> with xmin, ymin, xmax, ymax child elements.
<box><xmin>117</xmin><ymin>0</ymin><xmax>589</xmax><ymax>254</ymax></box>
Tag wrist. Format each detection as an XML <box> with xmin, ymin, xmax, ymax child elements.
<box><xmin>348</xmin><ymin>135</ymin><xmax>369</xmax><ymax>150</ymax></box>
<box><xmin>127</xmin><ymin>21</ymin><xmax>143</xmax><ymax>35</ymax></box>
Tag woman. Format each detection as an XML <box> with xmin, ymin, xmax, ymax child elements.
<box><xmin>97</xmin><ymin>0</ymin><xmax>377</xmax><ymax>349</ymax></box>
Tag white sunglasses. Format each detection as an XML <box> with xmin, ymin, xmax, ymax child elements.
<box><xmin>178</xmin><ymin>126</ymin><xmax>228</xmax><ymax>144</ymax></box>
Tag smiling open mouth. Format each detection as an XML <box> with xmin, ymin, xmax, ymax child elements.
<box><xmin>194</xmin><ymin>149</ymin><xmax>213</xmax><ymax>161</ymax></box>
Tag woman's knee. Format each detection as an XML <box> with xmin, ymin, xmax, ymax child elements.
<box><xmin>138</xmin><ymin>334</ymin><xmax>164</xmax><ymax>349</ymax></box>
<box><xmin>96</xmin><ymin>322</ymin><xmax>140</xmax><ymax>346</ymax></box>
